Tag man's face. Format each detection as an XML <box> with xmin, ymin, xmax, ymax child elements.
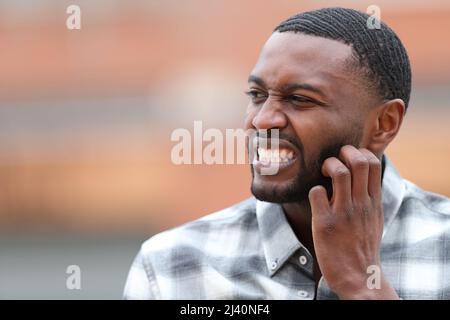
<box><xmin>245</xmin><ymin>32</ymin><xmax>376</xmax><ymax>203</ymax></box>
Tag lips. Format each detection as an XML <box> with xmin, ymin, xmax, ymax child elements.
<box><xmin>257</xmin><ymin>147</ymin><xmax>294</xmax><ymax>164</ymax></box>
<box><xmin>252</xmin><ymin>138</ymin><xmax>298</xmax><ymax>173</ymax></box>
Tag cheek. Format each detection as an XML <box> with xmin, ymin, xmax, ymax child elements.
<box><xmin>288</xmin><ymin>111</ymin><xmax>341</xmax><ymax>160</ymax></box>
<box><xmin>244</xmin><ymin>105</ymin><xmax>256</xmax><ymax>129</ymax></box>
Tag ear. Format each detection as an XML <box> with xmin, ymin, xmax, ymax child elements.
<box><xmin>364</xmin><ymin>99</ymin><xmax>406</xmax><ymax>155</ymax></box>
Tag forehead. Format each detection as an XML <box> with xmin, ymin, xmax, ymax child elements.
<box><xmin>250</xmin><ymin>32</ymin><xmax>355</xmax><ymax>92</ymax></box>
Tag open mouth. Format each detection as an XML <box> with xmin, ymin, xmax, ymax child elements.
<box><xmin>257</xmin><ymin>147</ymin><xmax>294</xmax><ymax>164</ymax></box>
<box><xmin>252</xmin><ymin>138</ymin><xmax>298</xmax><ymax>173</ymax></box>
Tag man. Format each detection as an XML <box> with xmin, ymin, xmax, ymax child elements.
<box><xmin>123</xmin><ymin>7</ymin><xmax>450</xmax><ymax>299</ymax></box>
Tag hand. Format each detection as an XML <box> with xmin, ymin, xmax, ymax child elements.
<box><xmin>308</xmin><ymin>145</ymin><xmax>399</xmax><ymax>299</ymax></box>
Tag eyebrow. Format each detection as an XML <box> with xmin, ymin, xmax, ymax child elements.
<box><xmin>247</xmin><ymin>75</ymin><xmax>326</xmax><ymax>98</ymax></box>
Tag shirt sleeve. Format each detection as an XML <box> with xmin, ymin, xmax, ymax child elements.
<box><xmin>122</xmin><ymin>247</ymin><xmax>160</xmax><ymax>300</ymax></box>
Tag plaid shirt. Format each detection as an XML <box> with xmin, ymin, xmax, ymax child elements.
<box><xmin>123</xmin><ymin>155</ymin><xmax>450</xmax><ymax>299</ymax></box>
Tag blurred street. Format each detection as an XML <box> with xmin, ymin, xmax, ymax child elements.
<box><xmin>0</xmin><ymin>0</ymin><xmax>449</xmax><ymax>299</ymax></box>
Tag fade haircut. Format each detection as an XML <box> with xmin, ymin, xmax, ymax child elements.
<box><xmin>274</xmin><ymin>7</ymin><xmax>412</xmax><ymax>109</ymax></box>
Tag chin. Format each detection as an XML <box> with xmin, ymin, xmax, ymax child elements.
<box><xmin>250</xmin><ymin>176</ymin><xmax>307</xmax><ymax>203</ymax></box>
<box><xmin>250</xmin><ymin>163</ymin><xmax>326</xmax><ymax>203</ymax></box>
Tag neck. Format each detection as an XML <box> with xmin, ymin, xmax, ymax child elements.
<box><xmin>282</xmin><ymin>200</ymin><xmax>314</xmax><ymax>254</ymax></box>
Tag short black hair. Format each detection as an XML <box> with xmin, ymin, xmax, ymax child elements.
<box><xmin>274</xmin><ymin>7</ymin><xmax>412</xmax><ymax>109</ymax></box>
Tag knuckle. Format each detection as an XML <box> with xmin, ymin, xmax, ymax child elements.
<box><xmin>337</xmin><ymin>203</ymin><xmax>354</xmax><ymax>220</ymax></box>
<box><xmin>361</xmin><ymin>205</ymin><xmax>371</xmax><ymax>216</ymax></box>
<box><xmin>340</xmin><ymin>145</ymin><xmax>354</xmax><ymax>155</ymax></box>
<box><xmin>360</xmin><ymin>149</ymin><xmax>381</xmax><ymax>166</ymax></box>
<box><xmin>346</xmin><ymin>206</ymin><xmax>356</xmax><ymax>218</ymax></box>
<box><xmin>317</xmin><ymin>216</ymin><xmax>336</xmax><ymax>234</ymax></box>
<box><xmin>342</xmin><ymin>209</ymin><xmax>354</xmax><ymax>222</ymax></box>
<box><xmin>350</xmin><ymin>156</ymin><xmax>369</xmax><ymax>170</ymax></box>
<box><xmin>334</xmin><ymin>166</ymin><xmax>350</xmax><ymax>179</ymax></box>
<box><xmin>325</xmin><ymin>223</ymin><xmax>335</xmax><ymax>233</ymax></box>
<box><xmin>323</xmin><ymin>220</ymin><xmax>335</xmax><ymax>234</ymax></box>
<box><xmin>323</xmin><ymin>157</ymin><xmax>337</xmax><ymax>167</ymax></box>
<box><xmin>354</xmin><ymin>201</ymin><xmax>371</xmax><ymax>216</ymax></box>
<box><xmin>368</xmin><ymin>158</ymin><xmax>381</xmax><ymax>169</ymax></box>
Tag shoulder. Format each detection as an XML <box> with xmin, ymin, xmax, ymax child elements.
<box><xmin>402</xmin><ymin>180</ymin><xmax>450</xmax><ymax>217</ymax></box>
<box><xmin>124</xmin><ymin>197</ymin><xmax>258</xmax><ymax>299</ymax></box>
<box><xmin>395</xmin><ymin>179</ymin><xmax>450</xmax><ymax>241</ymax></box>
<box><xmin>139</xmin><ymin>197</ymin><xmax>257</xmax><ymax>262</ymax></box>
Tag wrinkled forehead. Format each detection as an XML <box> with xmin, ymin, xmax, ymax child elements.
<box><xmin>250</xmin><ymin>32</ymin><xmax>355</xmax><ymax>90</ymax></box>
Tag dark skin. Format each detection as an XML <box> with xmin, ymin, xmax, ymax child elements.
<box><xmin>244</xmin><ymin>32</ymin><xmax>405</xmax><ymax>299</ymax></box>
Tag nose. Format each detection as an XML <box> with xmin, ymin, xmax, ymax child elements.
<box><xmin>251</xmin><ymin>97</ymin><xmax>287</xmax><ymax>130</ymax></box>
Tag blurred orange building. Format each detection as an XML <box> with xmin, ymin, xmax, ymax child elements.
<box><xmin>0</xmin><ymin>0</ymin><xmax>449</xmax><ymax>234</ymax></box>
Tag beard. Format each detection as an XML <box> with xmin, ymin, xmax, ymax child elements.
<box><xmin>250</xmin><ymin>128</ymin><xmax>362</xmax><ymax>204</ymax></box>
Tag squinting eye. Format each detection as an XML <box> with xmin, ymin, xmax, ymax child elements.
<box><xmin>245</xmin><ymin>90</ymin><xmax>267</xmax><ymax>104</ymax></box>
<box><xmin>289</xmin><ymin>95</ymin><xmax>314</xmax><ymax>103</ymax></box>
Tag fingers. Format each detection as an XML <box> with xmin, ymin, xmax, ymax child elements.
<box><xmin>320</xmin><ymin>146</ymin><xmax>382</xmax><ymax>208</ymax></box>
<box><xmin>359</xmin><ymin>148</ymin><xmax>382</xmax><ymax>201</ymax></box>
<box><xmin>338</xmin><ymin>145</ymin><xmax>369</xmax><ymax>201</ymax></box>
<box><xmin>309</xmin><ymin>185</ymin><xmax>331</xmax><ymax>217</ymax></box>
<box><xmin>321</xmin><ymin>156</ymin><xmax>351</xmax><ymax>206</ymax></box>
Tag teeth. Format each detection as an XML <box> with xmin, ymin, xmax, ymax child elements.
<box><xmin>257</xmin><ymin>148</ymin><xmax>295</xmax><ymax>163</ymax></box>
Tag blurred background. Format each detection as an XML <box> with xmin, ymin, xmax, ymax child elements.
<box><xmin>0</xmin><ymin>0</ymin><xmax>449</xmax><ymax>299</ymax></box>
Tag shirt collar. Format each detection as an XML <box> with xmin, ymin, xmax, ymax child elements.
<box><xmin>256</xmin><ymin>200</ymin><xmax>302</xmax><ymax>277</ymax></box>
<box><xmin>256</xmin><ymin>154</ymin><xmax>406</xmax><ymax>276</ymax></box>
<box><xmin>380</xmin><ymin>155</ymin><xmax>406</xmax><ymax>238</ymax></box>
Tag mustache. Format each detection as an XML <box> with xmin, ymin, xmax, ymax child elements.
<box><xmin>256</xmin><ymin>130</ymin><xmax>304</xmax><ymax>153</ymax></box>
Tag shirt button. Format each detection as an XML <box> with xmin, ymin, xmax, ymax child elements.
<box><xmin>299</xmin><ymin>255</ymin><xmax>308</xmax><ymax>265</ymax></box>
<box><xmin>297</xmin><ymin>290</ymin><xmax>308</xmax><ymax>298</ymax></box>
<box><xmin>270</xmin><ymin>261</ymin><xmax>278</xmax><ymax>270</ymax></box>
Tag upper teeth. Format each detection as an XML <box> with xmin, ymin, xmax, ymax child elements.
<box><xmin>257</xmin><ymin>148</ymin><xmax>294</xmax><ymax>163</ymax></box>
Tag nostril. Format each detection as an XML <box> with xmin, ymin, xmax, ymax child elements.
<box><xmin>252</xmin><ymin>107</ymin><xmax>288</xmax><ymax>131</ymax></box>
